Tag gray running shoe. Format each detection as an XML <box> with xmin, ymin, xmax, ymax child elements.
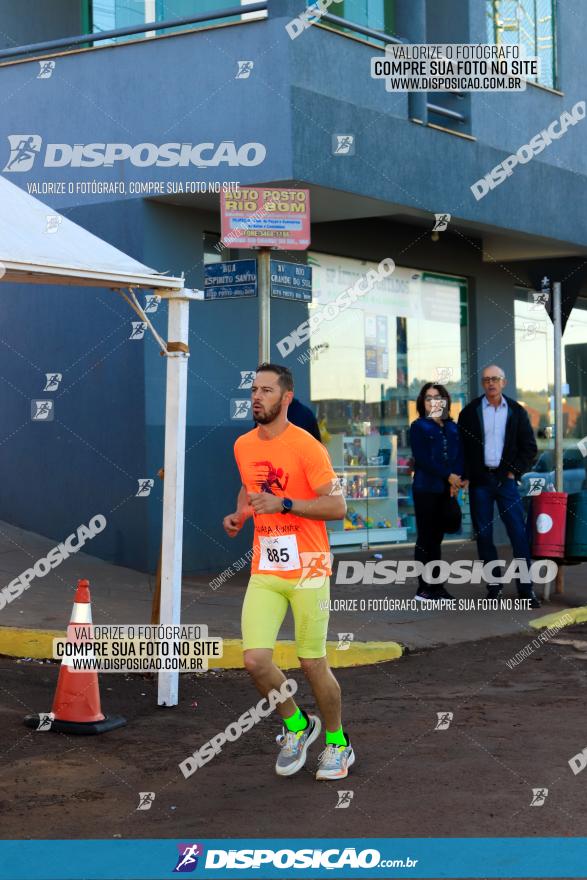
<box><xmin>315</xmin><ymin>740</ymin><xmax>355</xmax><ymax>780</ymax></box>
<box><xmin>275</xmin><ymin>714</ymin><xmax>321</xmax><ymax>777</ymax></box>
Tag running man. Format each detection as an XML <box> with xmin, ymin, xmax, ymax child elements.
<box><xmin>223</xmin><ymin>363</ymin><xmax>355</xmax><ymax>780</ymax></box>
<box><xmin>5</xmin><ymin>136</ymin><xmax>40</xmax><ymax>171</ymax></box>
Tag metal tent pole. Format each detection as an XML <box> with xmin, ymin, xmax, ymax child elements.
<box><xmin>553</xmin><ymin>280</ymin><xmax>565</xmax><ymax>595</ymax></box>
<box><xmin>158</xmin><ymin>293</ymin><xmax>190</xmax><ymax>706</ymax></box>
<box><xmin>553</xmin><ymin>282</ymin><xmax>564</xmax><ymax>490</ymax></box>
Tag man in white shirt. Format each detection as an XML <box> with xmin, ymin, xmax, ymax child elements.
<box><xmin>458</xmin><ymin>365</ymin><xmax>540</xmax><ymax>607</ymax></box>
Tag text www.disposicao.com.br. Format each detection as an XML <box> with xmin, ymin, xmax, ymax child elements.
<box><xmin>71</xmin><ymin>657</ymin><xmax>203</xmax><ymax>671</ymax></box>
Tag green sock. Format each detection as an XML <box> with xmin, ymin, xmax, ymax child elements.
<box><xmin>283</xmin><ymin>707</ymin><xmax>308</xmax><ymax>733</ymax></box>
<box><xmin>326</xmin><ymin>726</ymin><xmax>347</xmax><ymax>747</ymax></box>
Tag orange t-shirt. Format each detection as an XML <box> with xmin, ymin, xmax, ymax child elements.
<box><xmin>234</xmin><ymin>422</ymin><xmax>337</xmax><ymax>578</ymax></box>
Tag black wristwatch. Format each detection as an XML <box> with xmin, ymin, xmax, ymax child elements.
<box><xmin>281</xmin><ymin>498</ymin><xmax>293</xmax><ymax>514</ymax></box>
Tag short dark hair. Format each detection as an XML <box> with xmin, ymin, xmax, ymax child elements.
<box><xmin>256</xmin><ymin>362</ymin><xmax>294</xmax><ymax>393</ymax></box>
<box><xmin>416</xmin><ymin>382</ymin><xmax>453</xmax><ymax>419</ymax></box>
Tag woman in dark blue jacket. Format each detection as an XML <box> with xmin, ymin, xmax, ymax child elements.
<box><xmin>409</xmin><ymin>382</ymin><xmax>464</xmax><ymax>602</ymax></box>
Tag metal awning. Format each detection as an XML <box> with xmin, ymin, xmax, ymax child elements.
<box><xmin>0</xmin><ymin>174</ymin><xmax>184</xmax><ymax>291</ymax></box>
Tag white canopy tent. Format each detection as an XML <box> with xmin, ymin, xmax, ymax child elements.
<box><xmin>0</xmin><ymin>175</ymin><xmax>198</xmax><ymax>706</ymax></box>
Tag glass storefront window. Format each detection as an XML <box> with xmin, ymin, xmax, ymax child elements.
<box><xmin>306</xmin><ymin>252</ymin><xmax>469</xmax><ymax>547</ymax></box>
<box><xmin>485</xmin><ymin>0</ymin><xmax>557</xmax><ymax>89</ymax></box>
<box><xmin>90</xmin><ymin>0</ymin><xmax>263</xmax><ymax>42</ymax></box>
<box><xmin>307</xmin><ymin>0</ymin><xmax>395</xmax><ymax>40</ymax></box>
<box><xmin>515</xmin><ymin>293</ymin><xmax>587</xmax><ymax>495</ymax></box>
<box><xmin>92</xmin><ymin>0</ymin><xmax>154</xmax><ymax>35</ymax></box>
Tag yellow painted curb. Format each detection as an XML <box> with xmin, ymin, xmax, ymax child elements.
<box><xmin>529</xmin><ymin>606</ymin><xmax>587</xmax><ymax>631</ymax></box>
<box><xmin>0</xmin><ymin>627</ymin><xmax>64</xmax><ymax>659</ymax></box>
<box><xmin>0</xmin><ymin>627</ymin><xmax>403</xmax><ymax>668</ymax></box>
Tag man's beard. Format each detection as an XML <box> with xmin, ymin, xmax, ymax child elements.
<box><xmin>254</xmin><ymin>398</ymin><xmax>283</xmax><ymax>425</ymax></box>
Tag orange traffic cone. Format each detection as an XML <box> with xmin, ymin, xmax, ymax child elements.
<box><xmin>24</xmin><ymin>579</ymin><xmax>126</xmax><ymax>735</ymax></box>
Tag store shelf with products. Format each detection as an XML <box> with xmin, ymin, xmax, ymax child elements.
<box><xmin>325</xmin><ymin>433</ymin><xmax>407</xmax><ymax>546</ymax></box>
<box><xmin>397</xmin><ymin>446</ymin><xmax>416</xmax><ymax>535</ymax></box>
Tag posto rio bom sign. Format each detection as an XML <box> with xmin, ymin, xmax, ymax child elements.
<box><xmin>220</xmin><ymin>188</ymin><xmax>310</xmax><ymax>250</ymax></box>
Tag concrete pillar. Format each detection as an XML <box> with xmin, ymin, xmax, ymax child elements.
<box><xmin>394</xmin><ymin>0</ymin><xmax>428</xmax><ymax>123</ymax></box>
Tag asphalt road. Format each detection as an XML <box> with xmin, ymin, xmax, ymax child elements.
<box><xmin>2</xmin><ymin>626</ymin><xmax>587</xmax><ymax>878</ymax></box>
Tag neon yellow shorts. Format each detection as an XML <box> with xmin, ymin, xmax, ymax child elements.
<box><xmin>241</xmin><ymin>573</ymin><xmax>330</xmax><ymax>659</ymax></box>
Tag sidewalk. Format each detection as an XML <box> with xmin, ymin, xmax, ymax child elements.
<box><xmin>0</xmin><ymin>519</ymin><xmax>585</xmax><ymax>664</ymax></box>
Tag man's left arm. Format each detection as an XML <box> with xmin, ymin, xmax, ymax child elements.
<box><xmin>248</xmin><ymin>477</ymin><xmax>346</xmax><ymax>520</ymax></box>
<box><xmin>510</xmin><ymin>407</ymin><xmax>538</xmax><ymax>479</ymax></box>
<box><xmin>290</xmin><ymin>478</ymin><xmax>347</xmax><ymax>520</ymax></box>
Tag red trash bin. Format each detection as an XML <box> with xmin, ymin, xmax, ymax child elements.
<box><xmin>531</xmin><ymin>491</ymin><xmax>568</xmax><ymax>558</ymax></box>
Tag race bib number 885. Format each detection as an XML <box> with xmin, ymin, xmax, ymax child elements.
<box><xmin>259</xmin><ymin>535</ymin><xmax>300</xmax><ymax>572</ymax></box>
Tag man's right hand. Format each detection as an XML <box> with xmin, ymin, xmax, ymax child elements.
<box><xmin>223</xmin><ymin>513</ymin><xmax>242</xmax><ymax>538</ymax></box>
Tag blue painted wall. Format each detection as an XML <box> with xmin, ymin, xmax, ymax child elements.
<box><xmin>0</xmin><ymin>0</ymin><xmax>82</xmax><ymax>51</ymax></box>
<box><xmin>0</xmin><ymin>199</ymin><xmax>149</xmax><ymax>568</ymax></box>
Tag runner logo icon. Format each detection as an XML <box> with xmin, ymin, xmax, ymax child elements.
<box><xmin>130</xmin><ymin>321</ymin><xmax>147</xmax><ymax>340</ymax></box>
<box><xmin>136</xmin><ymin>792</ymin><xmax>155</xmax><ymax>811</ymax></box>
<box><xmin>136</xmin><ymin>479</ymin><xmax>155</xmax><ymax>497</ymax></box>
<box><xmin>173</xmin><ymin>843</ymin><xmax>204</xmax><ymax>872</ymax></box>
<box><xmin>37</xmin><ymin>60</ymin><xmax>56</xmax><ymax>79</ymax></box>
<box><xmin>435</xmin><ymin>711</ymin><xmax>453</xmax><ymax>730</ymax></box>
<box><xmin>3</xmin><ymin>135</ymin><xmax>42</xmax><ymax>172</ymax></box>
<box><xmin>298</xmin><ymin>551</ymin><xmax>333</xmax><ymax>587</ymax></box>
<box><xmin>236</xmin><ymin>61</ymin><xmax>254</xmax><ymax>79</ymax></box>
<box><xmin>144</xmin><ymin>295</ymin><xmax>161</xmax><ymax>313</ymax></box>
<box><xmin>31</xmin><ymin>400</ymin><xmax>54</xmax><ymax>421</ymax></box>
<box><xmin>231</xmin><ymin>399</ymin><xmax>252</xmax><ymax>420</ymax></box>
<box><xmin>333</xmin><ymin>134</ymin><xmax>355</xmax><ymax>155</ymax></box>
<box><xmin>530</xmin><ymin>788</ymin><xmax>548</xmax><ymax>806</ymax></box>
<box><xmin>433</xmin><ymin>213</ymin><xmax>451</xmax><ymax>232</ymax></box>
<box><xmin>44</xmin><ymin>373</ymin><xmax>62</xmax><ymax>392</ymax></box>
<box><xmin>335</xmin><ymin>789</ymin><xmax>354</xmax><ymax>808</ymax></box>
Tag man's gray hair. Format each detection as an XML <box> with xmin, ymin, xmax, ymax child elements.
<box><xmin>482</xmin><ymin>364</ymin><xmax>506</xmax><ymax>378</ymax></box>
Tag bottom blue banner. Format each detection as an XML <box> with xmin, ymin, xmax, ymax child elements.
<box><xmin>1</xmin><ymin>838</ymin><xmax>586</xmax><ymax>879</ymax></box>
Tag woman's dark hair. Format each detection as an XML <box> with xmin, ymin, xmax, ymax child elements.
<box><xmin>416</xmin><ymin>382</ymin><xmax>453</xmax><ymax>420</ymax></box>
